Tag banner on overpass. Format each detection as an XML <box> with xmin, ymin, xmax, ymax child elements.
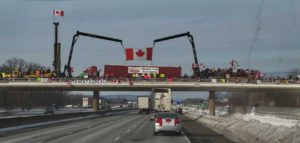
<box><xmin>128</xmin><ymin>67</ymin><xmax>159</xmax><ymax>74</ymax></box>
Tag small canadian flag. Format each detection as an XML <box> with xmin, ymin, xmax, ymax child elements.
<box><xmin>53</xmin><ymin>9</ymin><xmax>64</xmax><ymax>16</ymax></box>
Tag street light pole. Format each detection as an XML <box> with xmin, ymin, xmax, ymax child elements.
<box><xmin>53</xmin><ymin>22</ymin><xmax>61</xmax><ymax>77</ymax></box>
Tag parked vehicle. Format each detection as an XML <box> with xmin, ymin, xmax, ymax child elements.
<box><xmin>138</xmin><ymin>96</ymin><xmax>150</xmax><ymax>114</ymax></box>
<box><xmin>154</xmin><ymin>112</ymin><xmax>182</xmax><ymax>135</ymax></box>
<box><xmin>150</xmin><ymin>88</ymin><xmax>172</xmax><ymax>112</ymax></box>
<box><xmin>83</xmin><ymin>66</ymin><xmax>98</xmax><ymax>78</ymax></box>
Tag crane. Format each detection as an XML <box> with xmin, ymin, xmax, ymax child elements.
<box><xmin>153</xmin><ymin>32</ymin><xmax>201</xmax><ymax>77</ymax></box>
<box><xmin>63</xmin><ymin>31</ymin><xmax>124</xmax><ymax>77</ymax></box>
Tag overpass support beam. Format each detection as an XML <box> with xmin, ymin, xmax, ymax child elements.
<box><xmin>208</xmin><ymin>91</ymin><xmax>215</xmax><ymax>116</ymax></box>
<box><xmin>93</xmin><ymin>90</ymin><xmax>99</xmax><ymax>112</ymax></box>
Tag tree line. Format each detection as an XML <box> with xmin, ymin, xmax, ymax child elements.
<box><xmin>0</xmin><ymin>57</ymin><xmax>48</xmax><ymax>74</ymax></box>
<box><xmin>0</xmin><ymin>58</ymin><xmax>75</xmax><ymax>110</ymax></box>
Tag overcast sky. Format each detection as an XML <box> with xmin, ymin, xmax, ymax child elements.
<box><xmin>0</xmin><ymin>0</ymin><xmax>299</xmax><ymax>76</ymax></box>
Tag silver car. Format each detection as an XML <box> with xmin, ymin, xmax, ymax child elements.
<box><xmin>154</xmin><ymin>112</ymin><xmax>182</xmax><ymax>135</ymax></box>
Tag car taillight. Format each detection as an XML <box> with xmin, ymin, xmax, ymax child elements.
<box><xmin>155</xmin><ymin>117</ymin><xmax>162</xmax><ymax>126</ymax></box>
<box><xmin>174</xmin><ymin>117</ymin><xmax>180</xmax><ymax>126</ymax></box>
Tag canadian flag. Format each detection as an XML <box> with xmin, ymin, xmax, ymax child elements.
<box><xmin>125</xmin><ymin>47</ymin><xmax>153</xmax><ymax>61</ymax></box>
<box><xmin>53</xmin><ymin>9</ymin><xmax>64</xmax><ymax>16</ymax></box>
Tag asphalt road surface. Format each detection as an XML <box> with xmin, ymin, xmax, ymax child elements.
<box><xmin>0</xmin><ymin>111</ymin><xmax>235</xmax><ymax>143</ymax></box>
<box><xmin>180</xmin><ymin>115</ymin><xmax>235</xmax><ymax>143</ymax></box>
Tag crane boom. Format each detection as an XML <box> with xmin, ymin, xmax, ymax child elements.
<box><xmin>64</xmin><ymin>31</ymin><xmax>123</xmax><ymax>77</ymax></box>
<box><xmin>76</xmin><ymin>31</ymin><xmax>123</xmax><ymax>43</ymax></box>
<box><xmin>154</xmin><ymin>32</ymin><xmax>190</xmax><ymax>43</ymax></box>
<box><xmin>153</xmin><ymin>32</ymin><xmax>200</xmax><ymax>77</ymax></box>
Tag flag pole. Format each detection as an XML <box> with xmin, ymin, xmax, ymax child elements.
<box><xmin>122</xmin><ymin>44</ymin><xmax>126</xmax><ymax>66</ymax></box>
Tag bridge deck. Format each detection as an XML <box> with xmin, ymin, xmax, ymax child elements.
<box><xmin>0</xmin><ymin>80</ymin><xmax>299</xmax><ymax>92</ymax></box>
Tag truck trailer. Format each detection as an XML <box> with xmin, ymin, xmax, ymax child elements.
<box><xmin>150</xmin><ymin>88</ymin><xmax>172</xmax><ymax>112</ymax></box>
<box><xmin>137</xmin><ymin>96</ymin><xmax>150</xmax><ymax>114</ymax></box>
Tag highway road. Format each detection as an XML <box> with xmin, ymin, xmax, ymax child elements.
<box><xmin>0</xmin><ymin>110</ymin><xmax>234</xmax><ymax>143</ymax></box>
<box><xmin>0</xmin><ymin>106</ymin><xmax>124</xmax><ymax>119</ymax></box>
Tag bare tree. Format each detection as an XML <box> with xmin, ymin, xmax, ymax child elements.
<box><xmin>4</xmin><ymin>58</ymin><xmax>26</xmax><ymax>72</ymax></box>
<box><xmin>0</xmin><ymin>58</ymin><xmax>51</xmax><ymax>75</ymax></box>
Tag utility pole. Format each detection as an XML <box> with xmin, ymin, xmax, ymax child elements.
<box><xmin>53</xmin><ymin>22</ymin><xmax>61</xmax><ymax>77</ymax></box>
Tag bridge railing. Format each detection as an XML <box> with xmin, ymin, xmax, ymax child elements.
<box><xmin>0</xmin><ymin>77</ymin><xmax>299</xmax><ymax>84</ymax></box>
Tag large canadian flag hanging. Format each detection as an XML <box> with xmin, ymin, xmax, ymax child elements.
<box><xmin>125</xmin><ymin>47</ymin><xmax>153</xmax><ymax>61</ymax></box>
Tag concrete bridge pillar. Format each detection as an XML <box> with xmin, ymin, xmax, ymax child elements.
<box><xmin>93</xmin><ymin>90</ymin><xmax>99</xmax><ymax>112</ymax></box>
<box><xmin>208</xmin><ymin>91</ymin><xmax>216</xmax><ymax>116</ymax></box>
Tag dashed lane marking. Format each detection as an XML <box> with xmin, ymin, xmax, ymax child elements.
<box><xmin>114</xmin><ymin>136</ymin><xmax>120</xmax><ymax>141</ymax></box>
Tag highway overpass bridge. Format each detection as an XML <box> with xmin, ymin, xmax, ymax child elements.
<box><xmin>1</xmin><ymin>79</ymin><xmax>300</xmax><ymax>91</ymax></box>
<box><xmin>1</xmin><ymin>79</ymin><xmax>300</xmax><ymax>115</ymax></box>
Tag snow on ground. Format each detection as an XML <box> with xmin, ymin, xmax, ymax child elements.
<box><xmin>184</xmin><ymin>110</ymin><xmax>300</xmax><ymax>143</ymax></box>
<box><xmin>241</xmin><ymin>114</ymin><xmax>300</xmax><ymax>128</ymax></box>
<box><xmin>186</xmin><ymin>107</ymin><xmax>300</xmax><ymax>128</ymax></box>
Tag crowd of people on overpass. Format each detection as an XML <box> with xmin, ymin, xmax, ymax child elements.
<box><xmin>196</xmin><ymin>68</ymin><xmax>263</xmax><ymax>80</ymax></box>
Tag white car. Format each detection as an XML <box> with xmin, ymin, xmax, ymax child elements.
<box><xmin>154</xmin><ymin>112</ymin><xmax>182</xmax><ymax>135</ymax></box>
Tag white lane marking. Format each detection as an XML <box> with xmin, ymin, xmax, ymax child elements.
<box><xmin>126</xmin><ymin>129</ymin><xmax>131</xmax><ymax>133</ymax></box>
<box><xmin>182</xmin><ymin>131</ymin><xmax>191</xmax><ymax>143</ymax></box>
<box><xmin>114</xmin><ymin>136</ymin><xmax>120</xmax><ymax>141</ymax></box>
<box><xmin>133</xmin><ymin>124</ymin><xmax>137</xmax><ymax>127</ymax></box>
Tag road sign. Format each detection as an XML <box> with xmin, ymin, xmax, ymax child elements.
<box><xmin>82</xmin><ymin>97</ymin><xmax>89</xmax><ymax>107</ymax></box>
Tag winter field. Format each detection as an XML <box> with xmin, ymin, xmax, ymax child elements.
<box><xmin>183</xmin><ymin>107</ymin><xmax>300</xmax><ymax>143</ymax></box>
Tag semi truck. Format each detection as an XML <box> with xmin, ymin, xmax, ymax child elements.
<box><xmin>137</xmin><ymin>96</ymin><xmax>150</xmax><ymax>114</ymax></box>
<box><xmin>99</xmin><ymin>98</ymin><xmax>108</xmax><ymax>110</ymax></box>
<box><xmin>150</xmin><ymin>88</ymin><xmax>172</xmax><ymax>112</ymax></box>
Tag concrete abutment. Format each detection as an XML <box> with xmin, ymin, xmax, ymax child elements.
<box><xmin>208</xmin><ymin>90</ymin><xmax>216</xmax><ymax>116</ymax></box>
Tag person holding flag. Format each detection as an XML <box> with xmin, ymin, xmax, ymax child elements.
<box><xmin>229</xmin><ymin>59</ymin><xmax>240</xmax><ymax>69</ymax></box>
